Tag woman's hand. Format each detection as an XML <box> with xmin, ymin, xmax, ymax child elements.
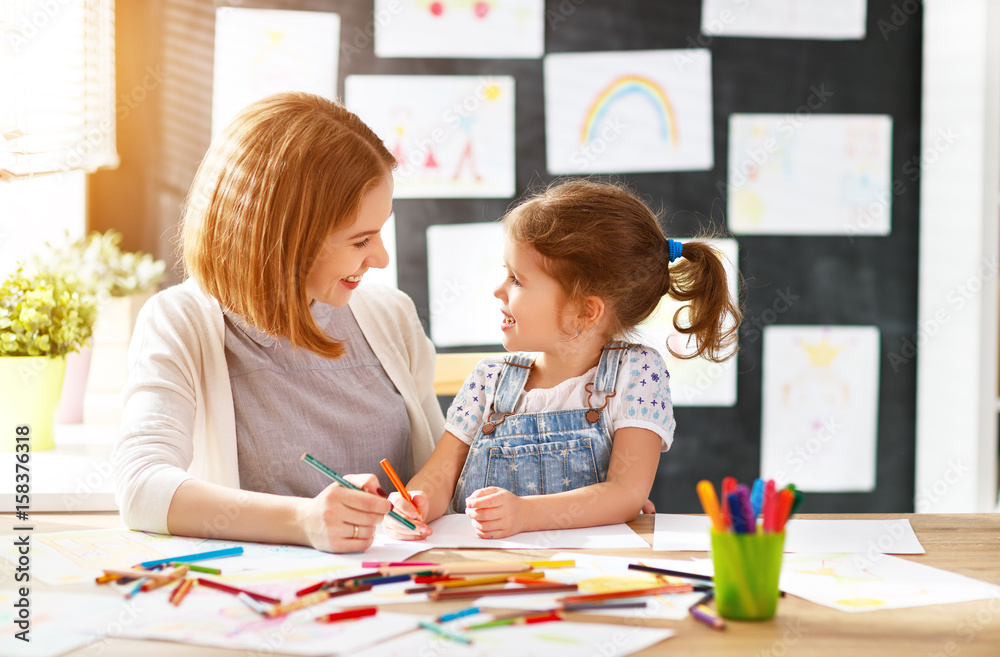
<box><xmin>297</xmin><ymin>474</ymin><xmax>391</xmax><ymax>553</ymax></box>
<box><xmin>464</xmin><ymin>487</ymin><xmax>525</xmax><ymax>539</ymax></box>
<box><xmin>382</xmin><ymin>491</ymin><xmax>433</xmax><ymax>540</ymax></box>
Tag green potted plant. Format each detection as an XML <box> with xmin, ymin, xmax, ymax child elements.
<box><xmin>0</xmin><ymin>266</ymin><xmax>97</xmax><ymax>450</ymax></box>
<box><xmin>31</xmin><ymin>230</ymin><xmax>166</xmax><ymax>424</ymax></box>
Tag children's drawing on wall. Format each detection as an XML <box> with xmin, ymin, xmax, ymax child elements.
<box><xmin>544</xmin><ymin>49</ymin><xmax>714</xmax><ymax>175</ymax></box>
<box><xmin>374</xmin><ymin>0</ymin><xmax>544</xmax><ymax>58</ymax></box>
<box><xmin>760</xmin><ymin>326</ymin><xmax>880</xmax><ymax>492</ymax></box>
<box><xmin>634</xmin><ymin>239</ymin><xmax>739</xmax><ymax>407</ymax></box>
<box><xmin>212</xmin><ymin>8</ymin><xmax>340</xmax><ymax>138</ymax></box>
<box><xmin>727</xmin><ymin>114</ymin><xmax>893</xmax><ymax>235</ymax></box>
<box><xmin>345</xmin><ymin>75</ymin><xmax>515</xmax><ymax>198</ymax></box>
<box><xmin>701</xmin><ymin>0</ymin><xmax>867</xmax><ymax>40</ymax></box>
<box><xmin>426</xmin><ymin>222</ymin><xmax>504</xmax><ymax>347</ymax></box>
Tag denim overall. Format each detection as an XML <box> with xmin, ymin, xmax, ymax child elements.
<box><xmin>451</xmin><ymin>342</ymin><xmax>629</xmax><ymax>513</ymax></box>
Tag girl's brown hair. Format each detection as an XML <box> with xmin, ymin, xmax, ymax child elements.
<box><xmin>182</xmin><ymin>92</ymin><xmax>395</xmax><ymax>359</ymax></box>
<box><xmin>502</xmin><ymin>179</ymin><xmax>741</xmax><ymax>362</ymax></box>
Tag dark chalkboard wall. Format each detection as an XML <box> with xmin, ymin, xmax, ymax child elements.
<box><xmin>149</xmin><ymin>0</ymin><xmax>923</xmax><ymax>514</ymax></box>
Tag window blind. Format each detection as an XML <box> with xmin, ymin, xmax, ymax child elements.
<box><xmin>0</xmin><ymin>0</ymin><xmax>118</xmax><ymax>181</ymax></box>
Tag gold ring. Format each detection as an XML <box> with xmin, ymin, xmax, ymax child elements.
<box><xmin>352</xmin><ymin>524</ymin><xmax>359</xmax><ymax>540</ymax></box>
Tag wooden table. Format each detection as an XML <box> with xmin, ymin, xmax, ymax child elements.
<box><xmin>3</xmin><ymin>512</ymin><xmax>999</xmax><ymax>656</ymax></box>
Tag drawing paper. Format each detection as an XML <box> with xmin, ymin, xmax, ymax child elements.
<box><xmin>212</xmin><ymin>7</ymin><xmax>339</xmax><ymax>138</ymax></box>
<box><xmin>426</xmin><ymin>221</ymin><xmax>504</xmax><ymax>347</ymax></box>
<box><xmin>759</xmin><ymin>325</ymin><xmax>880</xmax><ymax>491</ymax></box>
<box><xmin>727</xmin><ymin>114</ymin><xmax>893</xmax><ymax>235</ymax></box>
<box><xmin>545</xmin><ymin>49</ymin><xmax>714</xmax><ymax>174</ymax></box>
<box><xmin>374</xmin><ymin>0</ymin><xmax>544</xmax><ymax>58</ymax></box>
<box><xmin>346</xmin><ymin>75</ymin><xmax>516</xmax><ymax>198</ymax></box>
<box><xmin>701</xmin><ymin>0</ymin><xmax>867</xmax><ymax>40</ymax></box>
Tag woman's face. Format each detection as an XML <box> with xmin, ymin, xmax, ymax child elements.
<box><xmin>306</xmin><ymin>175</ymin><xmax>394</xmax><ymax>307</ymax></box>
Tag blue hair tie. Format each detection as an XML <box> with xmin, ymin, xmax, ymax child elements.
<box><xmin>667</xmin><ymin>239</ymin><xmax>684</xmax><ymax>263</ymax></box>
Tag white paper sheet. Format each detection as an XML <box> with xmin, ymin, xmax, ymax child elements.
<box><xmin>778</xmin><ymin>552</ymin><xmax>1000</xmax><ymax>612</ymax></box>
<box><xmin>652</xmin><ymin>514</ymin><xmax>925</xmax><ymax>554</ymax></box>
<box><xmin>345</xmin><ymin>75</ymin><xmax>516</xmax><ymax>198</ymax></box>
<box><xmin>351</xmin><ymin>619</ymin><xmax>674</xmax><ymax>657</ymax></box>
<box><xmin>701</xmin><ymin>0</ymin><xmax>867</xmax><ymax>40</ymax></box>
<box><xmin>212</xmin><ymin>7</ymin><xmax>340</xmax><ymax>138</ymax></box>
<box><xmin>426</xmin><ymin>221</ymin><xmax>504</xmax><ymax>347</ymax></box>
<box><xmin>635</xmin><ymin>238</ymin><xmax>739</xmax><ymax>406</ymax></box>
<box><xmin>116</xmin><ymin>585</ymin><xmax>423</xmax><ymax>655</ymax></box>
<box><xmin>0</xmin><ymin>590</ymin><xmax>126</xmax><ymax>657</ymax></box>
<box><xmin>760</xmin><ymin>325</ymin><xmax>881</xmax><ymax>492</ymax></box>
<box><xmin>727</xmin><ymin>114</ymin><xmax>893</xmax><ymax>236</ymax></box>
<box><xmin>545</xmin><ymin>49</ymin><xmax>714</xmax><ymax>174</ymax></box>
<box><xmin>381</xmin><ymin>513</ymin><xmax>649</xmax><ymax>550</ymax></box>
<box><xmin>374</xmin><ymin>0</ymin><xmax>544</xmax><ymax>59</ymax></box>
<box><xmin>0</xmin><ymin>528</ymin><xmax>426</xmax><ymax>587</ymax></box>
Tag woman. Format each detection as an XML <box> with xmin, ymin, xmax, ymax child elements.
<box><xmin>114</xmin><ymin>92</ymin><xmax>443</xmax><ymax>553</ymax></box>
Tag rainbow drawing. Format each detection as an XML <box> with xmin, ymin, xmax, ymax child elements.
<box><xmin>580</xmin><ymin>75</ymin><xmax>678</xmax><ymax>146</ymax></box>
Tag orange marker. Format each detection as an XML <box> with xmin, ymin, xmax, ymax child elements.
<box><xmin>774</xmin><ymin>488</ymin><xmax>795</xmax><ymax>532</ymax></box>
<box><xmin>380</xmin><ymin>458</ymin><xmax>421</xmax><ymax>521</ymax></box>
<box><xmin>696</xmin><ymin>480</ymin><xmax>727</xmax><ymax>531</ymax></box>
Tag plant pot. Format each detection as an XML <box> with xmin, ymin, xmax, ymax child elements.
<box><xmin>57</xmin><ymin>341</ymin><xmax>93</xmax><ymax>424</ymax></box>
<box><xmin>0</xmin><ymin>355</ymin><xmax>66</xmax><ymax>451</ymax></box>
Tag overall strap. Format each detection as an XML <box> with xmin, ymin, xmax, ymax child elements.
<box><xmin>593</xmin><ymin>341</ymin><xmax>630</xmax><ymax>393</ymax></box>
<box><xmin>492</xmin><ymin>353</ymin><xmax>535</xmax><ymax>415</ymax></box>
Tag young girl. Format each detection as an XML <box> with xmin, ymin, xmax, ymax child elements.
<box><xmin>384</xmin><ymin>179</ymin><xmax>741</xmax><ymax>540</ymax></box>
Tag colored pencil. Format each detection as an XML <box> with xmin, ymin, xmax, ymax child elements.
<box><xmin>301</xmin><ymin>454</ymin><xmax>416</xmax><ymax>530</ymax></box>
<box><xmin>137</xmin><ymin>546</ymin><xmax>244</xmax><ymax>569</ymax></box>
<box><xmin>628</xmin><ymin>563</ymin><xmax>714</xmax><ymax>583</ymax></box>
<box><xmin>435</xmin><ymin>607</ymin><xmax>481</xmax><ymax>623</ymax></box>
<box><xmin>168</xmin><ymin>578</ymin><xmax>194</xmax><ymax>606</ymax></box>
<box><xmin>561</xmin><ymin>584</ymin><xmax>693</xmax><ymax>604</ymax></box>
<box><xmin>466</xmin><ymin>611</ymin><xmax>561</xmax><ymax>630</ymax></box>
<box><xmin>237</xmin><ymin>592</ymin><xmax>272</xmax><ymax>616</ymax></box>
<box><xmin>560</xmin><ymin>601</ymin><xmax>649</xmax><ymax>611</ymax></box>
<box><xmin>195</xmin><ymin>577</ymin><xmax>281</xmax><ymax>605</ymax></box>
<box><xmin>380</xmin><ymin>458</ymin><xmax>421</xmax><ymax>521</ymax></box>
<box><xmin>690</xmin><ymin>603</ymin><xmax>726</xmax><ymax>630</ymax></box>
<box><xmin>430</xmin><ymin>583</ymin><xmax>577</xmax><ymax>600</ymax></box>
<box><xmin>266</xmin><ymin>590</ymin><xmax>332</xmax><ymax>618</ymax></box>
<box><xmin>417</xmin><ymin>620</ymin><xmax>472</xmax><ymax>644</ymax></box>
<box><xmin>316</xmin><ymin>607</ymin><xmax>378</xmax><ymax>623</ymax></box>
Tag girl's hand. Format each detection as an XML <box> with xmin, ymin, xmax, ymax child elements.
<box><xmin>464</xmin><ymin>487</ymin><xmax>524</xmax><ymax>538</ymax></box>
<box><xmin>382</xmin><ymin>490</ymin><xmax>433</xmax><ymax>541</ymax></box>
<box><xmin>297</xmin><ymin>474</ymin><xmax>390</xmax><ymax>553</ymax></box>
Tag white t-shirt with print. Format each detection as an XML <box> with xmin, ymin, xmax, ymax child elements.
<box><xmin>444</xmin><ymin>345</ymin><xmax>675</xmax><ymax>451</ymax></box>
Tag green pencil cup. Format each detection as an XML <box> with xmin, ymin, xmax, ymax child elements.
<box><xmin>710</xmin><ymin>529</ymin><xmax>786</xmax><ymax>620</ymax></box>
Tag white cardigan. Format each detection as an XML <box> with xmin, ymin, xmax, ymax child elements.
<box><xmin>114</xmin><ymin>279</ymin><xmax>444</xmax><ymax>534</ymax></box>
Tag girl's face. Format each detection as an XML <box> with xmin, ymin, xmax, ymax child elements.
<box><xmin>306</xmin><ymin>175</ymin><xmax>393</xmax><ymax>307</ymax></box>
<box><xmin>494</xmin><ymin>239</ymin><xmax>574</xmax><ymax>352</ymax></box>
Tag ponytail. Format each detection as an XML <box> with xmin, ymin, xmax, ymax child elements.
<box><xmin>667</xmin><ymin>241</ymin><xmax>741</xmax><ymax>363</ymax></box>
